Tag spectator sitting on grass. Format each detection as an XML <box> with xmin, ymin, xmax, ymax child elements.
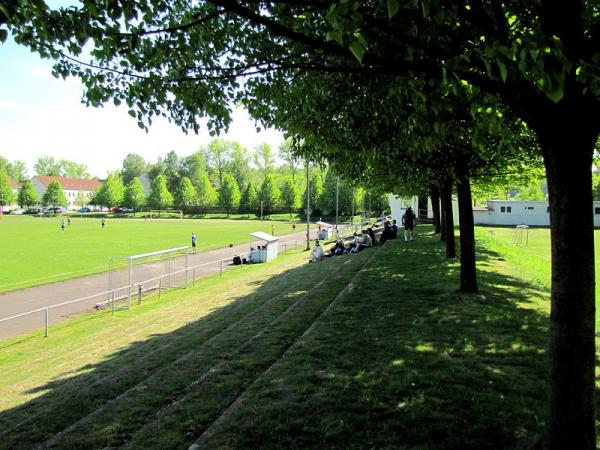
<box><xmin>367</xmin><ymin>227</ymin><xmax>376</xmax><ymax>245</ymax></box>
<box><xmin>324</xmin><ymin>238</ymin><xmax>344</xmax><ymax>257</ymax></box>
<box><xmin>360</xmin><ymin>230</ymin><xmax>373</xmax><ymax>249</ymax></box>
<box><xmin>379</xmin><ymin>221</ymin><xmax>392</xmax><ymax>245</ymax></box>
<box><xmin>310</xmin><ymin>240</ymin><xmax>324</xmax><ymax>262</ymax></box>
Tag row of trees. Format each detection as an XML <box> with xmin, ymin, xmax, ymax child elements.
<box><xmin>7</xmin><ymin>1</ymin><xmax>599</xmax><ymax>446</ymax></box>
<box><xmin>0</xmin><ymin>154</ymin><xmax>92</xmax><ymax>181</ymax></box>
<box><xmin>92</xmin><ymin>162</ymin><xmax>387</xmax><ymax>217</ymax></box>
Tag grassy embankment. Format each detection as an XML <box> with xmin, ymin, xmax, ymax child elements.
<box><xmin>0</xmin><ymin>226</ymin><xmax>597</xmax><ymax>448</ymax></box>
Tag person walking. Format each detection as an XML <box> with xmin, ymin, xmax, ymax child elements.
<box><xmin>60</xmin><ymin>219</ymin><xmax>65</xmax><ymax>232</ymax></box>
<box><xmin>402</xmin><ymin>206</ymin><xmax>416</xmax><ymax>242</ymax></box>
<box><xmin>101</xmin><ymin>218</ymin><xmax>105</xmax><ymax>229</ymax></box>
<box><xmin>271</xmin><ymin>223</ymin><xmax>275</xmax><ymax>236</ymax></box>
<box><xmin>191</xmin><ymin>232</ymin><xmax>197</xmax><ymax>254</ymax></box>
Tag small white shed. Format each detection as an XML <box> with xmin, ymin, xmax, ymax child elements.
<box><xmin>315</xmin><ymin>221</ymin><xmax>334</xmax><ymax>240</ymax></box>
<box><xmin>250</xmin><ymin>231</ymin><xmax>279</xmax><ymax>263</ymax></box>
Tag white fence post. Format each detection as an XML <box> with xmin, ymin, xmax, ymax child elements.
<box><xmin>138</xmin><ymin>284</ymin><xmax>143</xmax><ymax>305</ymax></box>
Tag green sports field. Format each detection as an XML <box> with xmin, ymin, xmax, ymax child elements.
<box><xmin>0</xmin><ymin>215</ymin><xmax>298</xmax><ymax>293</ymax></box>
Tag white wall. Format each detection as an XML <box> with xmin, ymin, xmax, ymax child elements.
<box><xmin>474</xmin><ymin>200</ymin><xmax>600</xmax><ymax>228</ymax></box>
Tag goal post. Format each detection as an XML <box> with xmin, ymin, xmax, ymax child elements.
<box><xmin>149</xmin><ymin>209</ymin><xmax>184</xmax><ymax>221</ymax></box>
<box><xmin>107</xmin><ymin>246</ymin><xmax>189</xmax><ymax>310</ymax></box>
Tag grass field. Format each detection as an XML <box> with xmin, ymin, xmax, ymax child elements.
<box><xmin>0</xmin><ymin>215</ymin><xmax>299</xmax><ymax>293</ymax></box>
<box><xmin>0</xmin><ymin>226</ymin><xmax>598</xmax><ymax>448</ymax></box>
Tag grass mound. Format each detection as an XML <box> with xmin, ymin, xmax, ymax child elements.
<box><xmin>0</xmin><ymin>227</ymin><xmax>576</xmax><ymax>449</ymax></box>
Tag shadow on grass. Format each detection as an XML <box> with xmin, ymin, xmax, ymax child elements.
<box><xmin>0</xmin><ymin>232</ymin><xmax>588</xmax><ymax>449</ymax></box>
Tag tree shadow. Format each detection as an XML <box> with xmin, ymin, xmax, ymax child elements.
<box><xmin>0</xmin><ymin>234</ymin><xmax>595</xmax><ymax>449</ymax></box>
<box><xmin>191</xmin><ymin>236</ymin><xmax>577</xmax><ymax>449</ymax></box>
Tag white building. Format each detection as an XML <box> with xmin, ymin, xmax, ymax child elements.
<box><xmin>388</xmin><ymin>194</ymin><xmax>461</xmax><ymax>226</ymax></box>
<box><xmin>473</xmin><ymin>200</ymin><xmax>600</xmax><ymax>227</ymax></box>
<box><xmin>32</xmin><ymin>176</ymin><xmax>103</xmax><ymax>210</ymax></box>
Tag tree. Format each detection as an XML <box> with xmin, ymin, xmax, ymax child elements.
<box><xmin>239</xmin><ymin>182</ymin><xmax>258</xmax><ymax>215</ymax></box>
<box><xmin>94</xmin><ymin>174</ymin><xmax>124</xmax><ymax>208</ymax></box>
<box><xmin>253</xmin><ymin>143</ymin><xmax>276</xmax><ymax>178</ymax></box>
<box><xmin>17</xmin><ymin>179</ymin><xmax>38</xmax><ymax>209</ymax></box>
<box><xmin>226</xmin><ymin>143</ymin><xmax>251</xmax><ymax>191</ymax></box>
<box><xmin>147</xmin><ymin>174</ymin><xmax>173</xmax><ymax>209</ymax></box>
<box><xmin>205</xmin><ymin>138</ymin><xmax>231</xmax><ymax>187</ymax></box>
<box><xmin>304</xmin><ymin>169</ymin><xmax>325</xmax><ymax>215</ymax></box>
<box><xmin>74</xmin><ymin>191</ymin><xmax>88</xmax><ymax>208</ymax></box>
<box><xmin>122</xmin><ymin>153</ymin><xmax>147</xmax><ymax>185</ymax></box>
<box><xmin>516</xmin><ymin>182</ymin><xmax>547</xmax><ymax>201</ymax></box>
<box><xmin>34</xmin><ymin>155</ymin><xmax>61</xmax><ymax>176</ymax></box>
<box><xmin>162</xmin><ymin>150</ymin><xmax>181</xmax><ymax>193</ymax></box>
<box><xmin>0</xmin><ymin>172</ymin><xmax>14</xmax><ymax>214</ymax></box>
<box><xmin>174</xmin><ymin>177</ymin><xmax>197</xmax><ymax>210</ymax></box>
<box><xmin>279</xmin><ymin>139</ymin><xmax>300</xmax><ymax>183</ymax></box>
<box><xmin>59</xmin><ymin>160</ymin><xmax>90</xmax><ymax>178</ymax></box>
<box><xmin>195</xmin><ymin>171</ymin><xmax>217</xmax><ymax>213</ymax></box>
<box><xmin>9</xmin><ymin>2</ymin><xmax>600</xmax><ymax>446</ymax></box>
<box><xmin>180</xmin><ymin>151</ymin><xmax>207</xmax><ymax>191</ymax></box>
<box><xmin>280</xmin><ymin>177</ymin><xmax>301</xmax><ymax>217</ymax></box>
<box><xmin>42</xmin><ymin>180</ymin><xmax>66</xmax><ymax>209</ymax></box>
<box><xmin>258</xmin><ymin>174</ymin><xmax>280</xmax><ymax>217</ymax></box>
<box><xmin>123</xmin><ymin>177</ymin><xmax>146</xmax><ymax>210</ymax></box>
<box><xmin>218</xmin><ymin>173</ymin><xmax>241</xmax><ymax>216</ymax></box>
<box><xmin>6</xmin><ymin>159</ymin><xmax>27</xmax><ymax>181</ymax></box>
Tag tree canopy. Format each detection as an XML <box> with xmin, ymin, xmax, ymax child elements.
<box><xmin>4</xmin><ymin>1</ymin><xmax>600</xmax><ymax>447</ymax></box>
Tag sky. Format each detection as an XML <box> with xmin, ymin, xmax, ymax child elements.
<box><xmin>0</xmin><ymin>35</ymin><xmax>285</xmax><ymax>179</ymax></box>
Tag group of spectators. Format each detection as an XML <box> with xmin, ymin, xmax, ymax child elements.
<box><xmin>310</xmin><ymin>207</ymin><xmax>417</xmax><ymax>263</ymax></box>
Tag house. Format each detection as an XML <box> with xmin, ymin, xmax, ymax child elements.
<box><xmin>31</xmin><ymin>176</ymin><xmax>103</xmax><ymax>210</ymax></box>
<box><xmin>473</xmin><ymin>199</ymin><xmax>600</xmax><ymax>227</ymax></box>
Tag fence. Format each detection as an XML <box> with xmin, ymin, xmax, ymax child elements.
<box><xmin>0</xmin><ymin>221</ymin><xmax>377</xmax><ymax>339</ymax></box>
<box><xmin>0</xmin><ymin>240</ymin><xmax>300</xmax><ymax>339</ymax></box>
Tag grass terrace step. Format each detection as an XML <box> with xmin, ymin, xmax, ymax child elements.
<box><xmin>38</xmin><ymin>253</ymin><xmax>370</xmax><ymax>449</ymax></box>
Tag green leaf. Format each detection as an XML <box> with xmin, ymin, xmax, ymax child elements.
<box><xmin>546</xmin><ymin>85</ymin><xmax>564</xmax><ymax>103</ymax></box>
<box><xmin>0</xmin><ymin>29</ymin><xmax>7</xmax><ymax>44</ymax></box>
<box><xmin>422</xmin><ymin>0</ymin><xmax>431</xmax><ymax>18</ymax></box>
<box><xmin>498</xmin><ymin>61</ymin><xmax>507</xmax><ymax>82</ymax></box>
<box><xmin>326</xmin><ymin>31</ymin><xmax>343</xmax><ymax>45</ymax></box>
<box><xmin>388</xmin><ymin>0</ymin><xmax>400</xmax><ymax>19</ymax></box>
<box><xmin>349</xmin><ymin>41</ymin><xmax>365</xmax><ymax>63</ymax></box>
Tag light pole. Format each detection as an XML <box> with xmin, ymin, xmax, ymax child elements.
<box><xmin>351</xmin><ymin>187</ymin><xmax>355</xmax><ymax>230</ymax></box>
<box><xmin>335</xmin><ymin>176</ymin><xmax>339</xmax><ymax>229</ymax></box>
<box><xmin>305</xmin><ymin>159</ymin><xmax>311</xmax><ymax>251</ymax></box>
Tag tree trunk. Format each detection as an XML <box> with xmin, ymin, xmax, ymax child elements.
<box><xmin>440</xmin><ymin>191</ymin><xmax>446</xmax><ymax>242</ymax></box>
<box><xmin>455</xmin><ymin>168</ymin><xmax>477</xmax><ymax>293</ymax></box>
<box><xmin>440</xmin><ymin>181</ymin><xmax>455</xmax><ymax>258</ymax></box>
<box><xmin>430</xmin><ymin>185</ymin><xmax>441</xmax><ymax>234</ymax></box>
<box><xmin>539</xmin><ymin>119</ymin><xmax>597</xmax><ymax>450</ymax></box>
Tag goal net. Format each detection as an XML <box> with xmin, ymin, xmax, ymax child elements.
<box><xmin>149</xmin><ymin>210</ymin><xmax>183</xmax><ymax>220</ymax></box>
<box><xmin>107</xmin><ymin>246</ymin><xmax>189</xmax><ymax>310</ymax></box>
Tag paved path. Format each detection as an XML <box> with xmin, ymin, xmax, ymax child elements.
<box><xmin>0</xmin><ymin>231</ymin><xmax>315</xmax><ymax>340</ymax></box>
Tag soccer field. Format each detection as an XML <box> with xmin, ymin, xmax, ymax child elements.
<box><xmin>0</xmin><ymin>215</ymin><xmax>296</xmax><ymax>293</ymax></box>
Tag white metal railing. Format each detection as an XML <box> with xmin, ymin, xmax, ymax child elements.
<box><xmin>0</xmin><ymin>240</ymin><xmax>301</xmax><ymax>338</ymax></box>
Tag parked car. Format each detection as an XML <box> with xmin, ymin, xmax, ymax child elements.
<box><xmin>24</xmin><ymin>207</ymin><xmax>42</xmax><ymax>215</ymax></box>
<box><xmin>111</xmin><ymin>206</ymin><xmax>133</xmax><ymax>213</ymax></box>
<box><xmin>44</xmin><ymin>207</ymin><xmax>64</xmax><ymax>215</ymax></box>
<box><xmin>9</xmin><ymin>209</ymin><xmax>25</xmax><ymax>215</ymax></box>
<box><xmin>77</xmin><ymin>207</ymin><xmax>91</xmax><ymax>213</ymax></box>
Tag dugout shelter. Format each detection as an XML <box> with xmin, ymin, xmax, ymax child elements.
<box><xmin>249</xmin><ymin>231</ymin><xmax>279</xmax><ymax>263</ymax></box>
